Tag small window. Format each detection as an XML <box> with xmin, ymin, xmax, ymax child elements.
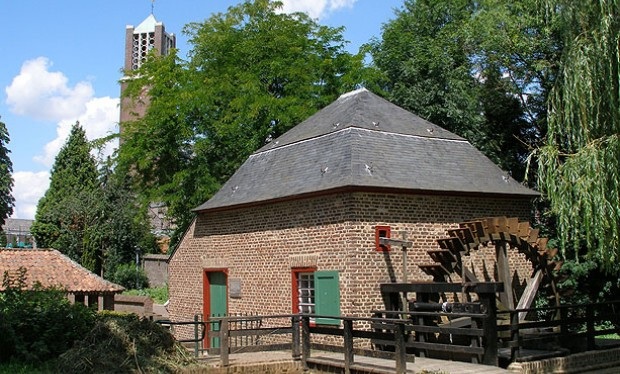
<box><xmin>297</xmin><ymin>272</ymin><xmax>315</xmax><ymax>315</ymax></box>
<box><xmin>375</xmin><ymin>225</ymin><xmax>391</xmax><ymax>251</ymax></box>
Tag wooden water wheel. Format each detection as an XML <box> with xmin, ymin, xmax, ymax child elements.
<box><xmin>418</xmin><ymin>217</ymin><xmax>561</xmax><ymax>321</ymax></box>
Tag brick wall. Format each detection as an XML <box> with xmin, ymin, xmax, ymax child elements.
<box><xmin>168</xmin><ymin>191</ymin><xmax>534</xmax><ymax>340</ymax></box>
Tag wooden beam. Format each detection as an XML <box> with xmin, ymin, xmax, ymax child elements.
<box><xmin>379</xmin><ymin>238</ymin><xmax>413</xmax><ymax>248</ymax></box>
<box><xmin>516</xmin><ymin>269</ymin><xmax>543</xmax><ymax>321</ymax></box>
<box><xmin>496</xmin><ymin>242</ymin><xmax>514</xmax><ymax>310</ymax></box>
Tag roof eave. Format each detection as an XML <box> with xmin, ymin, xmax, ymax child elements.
<box><xmin>193</xmin><ymin>185</ymin><xmax>539</xmax><ymax>214</ymax></box>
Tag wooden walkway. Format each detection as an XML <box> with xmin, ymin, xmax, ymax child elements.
<box><xmin>204</xmin><ymin>350</ymin><xmax>508</xmax><ymax>373</ymax></box>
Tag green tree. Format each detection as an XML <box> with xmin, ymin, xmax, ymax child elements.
<box><xmin>31</xmin><ymin>122</ymin><xmax>101</xmax><ymax>272</ymax></box>
<box><xmin>119</xmin><ymin>0</ymin><xmax>368</xmax><ymax>244</ymax></box>
<box><xmin>97</xmin><ymin>158</ymin><xmax>157</xmax><ymax>280</ymax></box>
<box><xmin>535</xmin><ymin>0</ymin><xmax>620</xmax><ymax>271</ymax></box>
<box><xmin>370</xmin><ymin>0</ymin><xmax>559</xmax><ymax>180</ymax></box>
<box><xmin>0</xmin><ymin>117</ymin><xmax>14</xmax><ymax>227</ymax></box>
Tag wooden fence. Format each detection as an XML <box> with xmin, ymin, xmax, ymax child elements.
<box><xmin>172</xmin><ymin>300</ymin><xmax>620</xmax><ymax>373</ymax></box>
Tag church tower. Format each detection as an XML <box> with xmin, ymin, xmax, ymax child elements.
<box><xmin>119</xmin><ymin>13</ymin><xmax>176</xmax><ymax>240</ymax></box>
<box><xmin>119</xmin><ymin>13</ymin><xmax>176</xmax><ymax>131</ymax></box>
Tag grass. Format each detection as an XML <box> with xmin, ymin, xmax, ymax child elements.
<box><xmin>123</xmin><ymin>285</ymin><xmax>168</xmax><ymax>304</ymax></box>
<box><xmin>597</xmin><ymin>333</ymin><xmax>620</xmax><ymax>339</ymax></box>
<box><xmin>0</xmin><ymin>361</ymin><xmax>57</xmax><ymax>374</ymax></box>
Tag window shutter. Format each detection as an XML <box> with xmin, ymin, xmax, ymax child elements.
<box><xmin>314</xmin><ymin>271</ymin><xmax>340</xmax><ymax>325</ymax></box>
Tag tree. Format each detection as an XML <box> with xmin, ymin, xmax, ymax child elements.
<box><xmin>370</xmin><ymin>0</ymin><xmax>559</xmax><ymax>180</ymax></box>
<box><xmin>97</xmin><ymin>158</ymin><xmax>157</xmax><ymax>279</ymax></box>
<box><xmin>31</xmin><ymin>122</ymin><xmax>101</xmax><ymax>272</ymax></box>
<box><xmin>0</xmin><ymin>117</ymin><xmax>14</xmax><ymax>227</ymax></box>
<box><xmin>535</xmin><ymin>0</ymin><xmax>620</xmax><ymax>272</ymax></box>
<box><xmin>119</xmin><ymin>0</ymin><xmax>369</xmax><ymax>244</ymax></box>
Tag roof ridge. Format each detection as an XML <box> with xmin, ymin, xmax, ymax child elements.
<box><xmin>253</xmin><ymin>127</ymin><xmax>469</xmax><ymax>158</ymax></box>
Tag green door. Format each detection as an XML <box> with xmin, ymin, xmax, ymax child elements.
<box><xmin>208</xmin><ymin>272</ymin><xmax>227</xmax><ymax>348</ymax></box>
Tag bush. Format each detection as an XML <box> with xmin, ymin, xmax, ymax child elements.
<box><xmin>110</xmin><ymin>263</ymin><xmax>149</xmax><ymax>289</ymax></box>
<box><xmin>0</xmin><ymin>268</ymin><xmax>96</xmax><ymax>363</ymax></box>
<box><xmin>124</xmin><ymin>285</ymin><xmax>168</xmax><ymax>304</ymax></box>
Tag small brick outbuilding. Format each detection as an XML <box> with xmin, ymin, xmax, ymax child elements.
<box><xmin>168</xmin><ymin>89</ymin><xmax>538</xmax><ymax>340</ymax></box>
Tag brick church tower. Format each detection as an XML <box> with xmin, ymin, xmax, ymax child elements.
<box><xmin>119</xmin><ymin>12</ymin><xmax>176</xmax><ymax>241</ymax></box>
<box><xmin>119</xmin><ymin>13</ymin><xmax>176</xmax><ymax>134</ymax></box>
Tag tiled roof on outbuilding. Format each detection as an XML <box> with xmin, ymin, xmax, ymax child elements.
<box><xmin>195</xmin><ymin>88</ymin><xmax>538</xmax><ymax>212</ymax></box>
<box><xmin>0</xmin><ymin>249</ymin><xmax>124</xmax><ymax>294</ymax></box>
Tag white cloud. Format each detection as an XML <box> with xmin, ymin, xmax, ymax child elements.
<box><xmin>5</xmin><ymin>57</ymin><xmax>120</xmax><ymax>219</ymax></box>
<box><xmin>5</xmin><ymin>57</ymin><xmax>94</xmax><ymax>121</ymax></box>
<box><xmin>278</xmin><ymin>0</ymin><xmax>357</xmax><ymax>19</ymax></box>
<box><xmin>35</xmin><ymin>96</ymin><xmax>119</xmax><ymax>167</ymax></box>
<box><xmin>11</xmin><ymin>171</ymin><xmax>50</xmax><ymax>219</ymax></box>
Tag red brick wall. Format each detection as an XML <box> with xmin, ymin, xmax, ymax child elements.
<box><xmin>168</xmin><ymin>191</ymin><xmax>533</xmax><ymax>338</ymax></box>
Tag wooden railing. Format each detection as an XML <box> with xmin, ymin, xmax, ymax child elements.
<box><xmin>498</xmin><ymin>300</ymin><xmax>620</xmax><ymax>361</ymax></box>
<box><xmin>195</xmin><ymin>300</ymin><xmax>620</xmax><ymax>372</ymax></box>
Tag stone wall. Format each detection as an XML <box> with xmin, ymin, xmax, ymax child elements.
<box><xmin>114</xmin><ymin>294</ymin><xmax>153</xmax><ymax>317</ymax></box>
<box><xmin>168</xmin><ymin>191</ymin><xmax>534</xmax><ymax>340</ymax></box>
<box><xmin>142</xmin><ymin>254</ymin><xmax>169</xmax><ymax>287</ymax></box>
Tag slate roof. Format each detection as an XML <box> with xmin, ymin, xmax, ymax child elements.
<box><xmin>195</xmin><ymin>88</ymin><xmax>537</xmax><ymax>212</ymax></box>
<box><xmin>0</xmin><ymin>249</ymin><xmax>124</xmax><ymax>294</ymax></box>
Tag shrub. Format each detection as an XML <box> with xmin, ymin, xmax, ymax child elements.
<box><xmin>0</xmin><ymin>268</ymin><xmax>96</xmax><ymax>363</ymax></box>
<box><xmin>110</xmin><ymin>263</ymin><xmax>149</xmax><ymax>289</ymax></box>
<box><xmin>123</xmin><ymin>285</ymin><xmax>168</xmax><ymax>304</ymax></box>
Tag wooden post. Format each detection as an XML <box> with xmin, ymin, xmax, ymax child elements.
<box><xmin>394</xmin><ymin>322</ymin><xmax>407</xmax><ymax>374</ymax></box>
<box><xmin>301</xmin><ymin>316</ymin><xmax>311</xmax><ymax>370</ymax></box>
<box><xmin>510</xmin><ymin>310</ymin><xmax>520</xmax><ymax>361</ymax></box>
<box><xmin>291</xmin><ymin>315</ymin><xmax>301</xmax><ymax>360</ymax></box>
<box><xmin>220</xmin><ymin>317</ymin><xmax>229</xmax><ymax>366</ymax></box>
<box><xmin>415</xmin><ymin>292</ymin><xmax>429</xmax><ymax>357</ymax></box>
<box><xmin>194</xmin><ymin>314</ymin><xmax>200</xmax><ymax>357</ymax></box>
<box><xmin>480</xmin><ymin>292</ymin><xmax>498</xmax><ymax>366</ymax></box>
<box><xmin>343</xmin><ymin>319</ymin><xmax>354</xmax><ymax>374</ymax></box>
<box><xmin>560</xmin><ymin>306</ymin><xmax>568</xmax><ymax>336</ymax></box>
<box><xmin>586</xmin><ymin>305</ymin><xmax>595</xmax><ymax>350</ymax></box>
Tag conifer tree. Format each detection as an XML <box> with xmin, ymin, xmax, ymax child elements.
<box><xmin>31</xmin><ymin>122</ymin><xmax>101</xmax><ymax>272</ymax></box>
<box><xmin>0</xmin><ymin>117</ymin><xmax>14</xmax><ymax>228</ymax></box>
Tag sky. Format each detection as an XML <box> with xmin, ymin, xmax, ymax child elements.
<box><xmin>0</xmin><ymin>0</ymin><xmax>404</xmax><ymax>220</ymax></box>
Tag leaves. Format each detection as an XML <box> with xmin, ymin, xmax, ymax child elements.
<box><xmin>536</xmin><ymin>0</ymin><xmax>620</xmax><ymax>272</ymax></box>
<box><xmin>0</xmin><ymin>117</ymin><xmax>14</xmax><ymax>227</ymax></box>
<box><xmin>370</xmin><ymin>0</ymin><xmax>551</xmax><ymax>180</ymax></box>
<box><xmin>118</xmin><ymin>0</ymin><xmax>369</xmax><ymax>245</ymax></box>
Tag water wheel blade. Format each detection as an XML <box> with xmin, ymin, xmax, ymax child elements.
<box><xmin>437</xmin><ymin>237</ymin><xmax>465</xmax><ymax>255</ymax></box>
<box><xmin>536</xmin><ymin>237</ymin><xmax>548</xmax><ymax>251</ymax></box>
<box><xmin>419</xmin><ymin>264</ymin><xmax>450</xmax><ymax>280</ymax></box>
<box><xmin>546</xmin><ymin>248</ymin><xmax>558</xmax><ymax>259</ymax></box>
<box><xmin>460</xmin><ymin>220</ymin><xmax>488</xmax><ymax>241</ymax></box>
<box><xmin>507</xmin><ymin>217</ymin><xmax>520</xmax><ymax>235</ymax></box>
<box><xmin>518</xmin><ymin>221</ymin><xmax>531</xmax><ymax>238</ymax></box>
<box><xmin>447</xmin><ymin>227</ymin><xmax>476</xmax><ymax>246</ymax></box>
<box><xmin>527</xmin><ymin>228</ymin><xmax>540</xmax><ymax>244</ymax></box>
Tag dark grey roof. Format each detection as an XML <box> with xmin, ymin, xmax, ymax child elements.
<box><xmin>195</xmin><ymin>89</ymin><xmax>537</xmax><ymax>212</ymax></box>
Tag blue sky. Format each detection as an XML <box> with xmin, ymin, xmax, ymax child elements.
<box><xmin>0</xmin><ymin>0</ymin><xmax>404</xmax><ymax>219</ymax></box>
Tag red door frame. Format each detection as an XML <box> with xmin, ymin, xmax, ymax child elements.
<box><xmin>202</xmin><ymin>268</ymin><xmax>228</xmax><ymax>348</ymax></box>
<box><xmin>291</xmin><ymin>267</ymin><xmax>317</xmax><ymax>314</ymax></box>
